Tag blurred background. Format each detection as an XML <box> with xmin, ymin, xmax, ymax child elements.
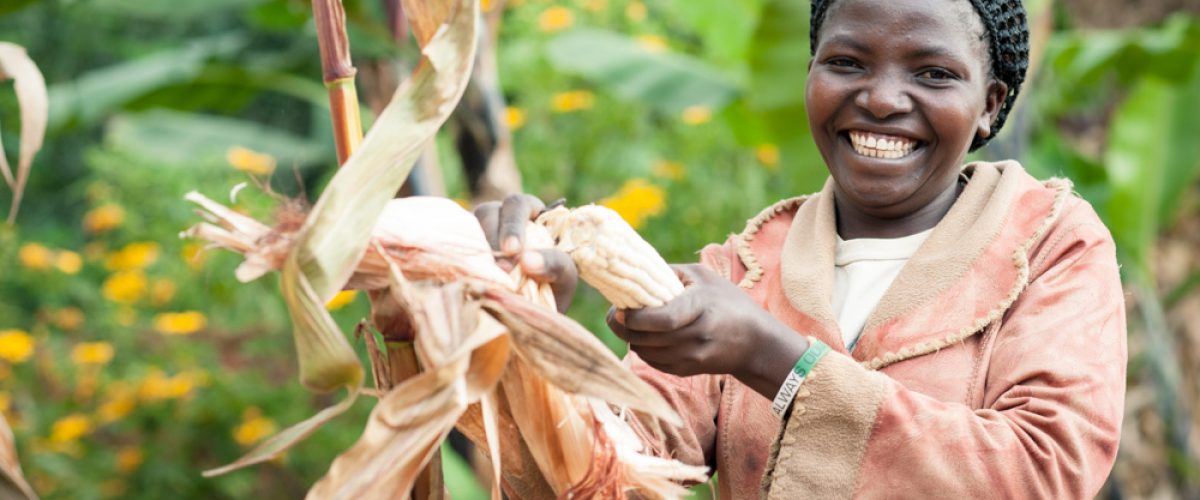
<box><xmin>0</xmin><ymin>0</ymin><xmax>1198</xmax><ymax>498</ymax></box>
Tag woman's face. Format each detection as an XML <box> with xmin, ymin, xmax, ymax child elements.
<box><xmin>806</xmin><ymin>0</ymin><xmax>1007</xmax><ymax>219</ymax></box>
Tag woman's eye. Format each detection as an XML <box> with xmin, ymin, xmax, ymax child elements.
<box><xmin>917</xmin><ymin>68</ymin><xmax>956</xmax><ymax>80</ymax></box>
<box><xmin>826</xmin><ymin>58</ymin><xmax>861</xmax><ymax>69</ymax></box>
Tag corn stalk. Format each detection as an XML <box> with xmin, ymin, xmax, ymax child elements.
<box><xmin>313</xmin><ymin>0</ymin><xmax>363</xmax><ymax>165</ymax></box>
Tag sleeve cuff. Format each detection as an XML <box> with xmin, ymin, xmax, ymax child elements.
<box><xmin>761</xmin><ymin>352</ymin><xmax>888</xmax><ymax>499</ymax></box>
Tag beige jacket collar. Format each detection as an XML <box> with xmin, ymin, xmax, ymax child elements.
<box><xmin>773</xmin><ymin>161</ymin><xmax>1070</xmax><ymax>368</ymax></box>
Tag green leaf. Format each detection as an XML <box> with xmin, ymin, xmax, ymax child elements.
<box><xmin>1155</xmin><ymin>61</ymin><xmax>1200</xmax><ymax>228</ymax></box>
<box><xmin>105</xmin><ymin>109</ymin><xmax>330</xmax><ymax>168</ymax></box>
<box><xmin>667</xmin><ymin>0</ymin><xmax>763</xmax><ymax>70</ymax></box>
<box><xmin>1103</xmin><ymin>75</ymin><xmax>1178</xmax><ymax>268</ymax></box>
<box><xmin>545</xmin><ymin>28</ymin><xmax>740</xmax><ymax>114</ymax></box>
<box><xmin>87</xmin><ymin>0</ymin><xmax>266</xmax><ymax>20</ymax></box>
<box><xmin>47</xmin><ymin>33</ymin><xmax>247</xmax><ymax>130</ymax></box>
<box><xmin>743</xmin><ymin>0</ymin><xmax>826</xmax><ymax>192</ymax></box>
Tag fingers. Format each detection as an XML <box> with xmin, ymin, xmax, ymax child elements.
<box><xmin>522</xmin><ymin>249</ymin><xmax>578</xmax><ymax>314</ymax></box>
<box><xmin>620</xmin><ymin>291</ymin><xmax>703</xmax><ymax>332</ymax></box>
<box><xmin>472</xmin><ymin>202</ymin><xmax>501</xmax><ymax>251</ymax></box>
<box><xmin>498</xmin><ymin>194</ymin><xmax>546</xmax><ymax>256</ymax></box>
<box><xmin>606</xmin><ymin>307</ymin><xmax>690</xmax><ymax>348</ymax></box>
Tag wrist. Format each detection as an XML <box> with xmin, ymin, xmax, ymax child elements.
<box><xmin>736</xmin><ymin>318</ymin><xmax>810</xmax><ymax>399</ymax></box>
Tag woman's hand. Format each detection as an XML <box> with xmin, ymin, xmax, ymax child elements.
<box><xmin>473</xmin><ymin>194</ymin><xmax>578</xmax><ymax>313</ymax></box>
<box><xmin>607</xmin><ymin>264</ymin><xmax>810</xmax><ymax>399</ymax></box>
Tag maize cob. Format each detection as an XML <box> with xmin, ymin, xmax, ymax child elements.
<box><xmin>538</xmin><ymin>205</ymin><xmax>684</xmax><ymax>309</ymax></box>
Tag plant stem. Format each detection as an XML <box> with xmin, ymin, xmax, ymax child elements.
<box><xmin>312</xmin><ymin>0</ymin><xmax>364</xmax><ymax>165</ymax></box>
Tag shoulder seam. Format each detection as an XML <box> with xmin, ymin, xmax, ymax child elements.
<box><xmin>735</xmin><ymin>195</ymin><xmax>810</xmax><ymax>289</ymax></box>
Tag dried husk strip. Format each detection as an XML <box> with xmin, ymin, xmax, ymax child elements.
<box><xmin>480</xmin><ymin>287</ymin><xmax>681</xmax><ymax>427</ymax></box>
<box><xmin>0</xmin><ymin>42</ymin><xmax>48</xmax><ymax>224</ymax></box>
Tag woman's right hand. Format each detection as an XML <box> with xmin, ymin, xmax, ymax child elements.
<box><xmin>473</xmin><ymin>194</ymin><xmax>578</xmax><ymax>313</ymax></box>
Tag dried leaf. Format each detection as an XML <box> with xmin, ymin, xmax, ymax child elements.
<box><xmin>0</xmin><ymin>416</ymin><xmax>36</xmax><ymax>499</ymax></box>
<box><xmin>0</xmin><ymin>42</ymin><xmax>48</xmax><ymax>224</ymax></box>
<box><xmin>481</xmin><ymin>287</ymin><xmax>682</xmax><ymax>427</ymax></box>
<box><xmin>203</xmin><ymin>388</ymin><xmax>359</xmax><ymax>477</ymax></box>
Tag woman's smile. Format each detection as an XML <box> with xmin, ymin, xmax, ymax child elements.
<box><xmin>845</xmin><ymin>130</ymin><xmax>920</xmax><ymax>159</ymax></box>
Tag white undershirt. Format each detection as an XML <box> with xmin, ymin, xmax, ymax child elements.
<box><xmin>831</xmin><ymin>229</ymin><xmax>933</xmax><ymax>350</ymax></box>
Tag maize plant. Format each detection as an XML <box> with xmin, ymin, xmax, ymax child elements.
<box><xmin>183</xmin><ymin>0</ymin><xmax>706</xmax><ymax>497</ymax></box>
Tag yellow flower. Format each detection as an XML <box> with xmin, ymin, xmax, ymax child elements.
<box><xmin>625</xmin><ymin>1</ymin><xmax>647</xmax><ymax>21</ymax></box>
<box><xmin>49</xmin><ymin>414</ymin><xmax>92</xmax><ymax>444</ymax></box>
<box><xmin>600</xmin><ymin>178</ymin><xmax>666</xmax><ymax>230</ymax></box>
<box><xmin>635</xmin><ymin>34</ymin><xmax>668</xmax><ymax>53</ymax></box>
<box><xmin>505</xmin><ymin>106</ymin><xmax>527</xmax><ymax>130</ymax></box>
<box><xmin>18</xmin><ymin>243</ymin><xmax>53</xmax><ymax>270</ymax></box>
<box><xmin>138</xmin><ymin>370</ymin><xmax>201</xmax><ymax>401</ymax></box>
<box><xmin>181</xmin><ymin>242</ymin><xmax>208</xmax><ymax>270</ymax></box>
<box><xmin>233</xmin><ymin>407</ymin><xmax>277</xmax><ymax>446</ymax></box>
<box><xmin>582</xmin><ymin>0</ymin><xmax>607</xmax><ymax>13</ymax></box>
<box><xmin>538</xmin><ymin>6</ymin><xmax>574</xmax><ymax>32</ymax></box>
<box><xmin>55</xmin><ymin>250</ymin><xmax>83</xmax><ymax>274</ymax></box>
<box><xmin>755</xmin><ymin>143</ymin><xmax>781</xmax><ymax>170</ymax></box>
<box><xmin>153</xmin><ymin>311</ymin><xmax>207</xmax><ymax>336</ymax></box>
<box><xmin>0</xmin><ymin>330</ymin><xmax>35</xmax><ymax>363</ymax></box>
<box><xmin>71</xmin><ymin>342</ymin><xmax>115</xmax><ymax>366</ymax></box>
<box><xmin>116</xmin><ymin>447</ymin><xmax>143</xmax><ymax>474</ymax></box>
<box><xmin>151</xmin><ymin>279</ymin><xmax>176</xmax><ymax>306</ymax></box>
<box><xmin>681</xmin><ymin>105</ymin><xmax>713</xmax><ymax>125</ymax></box>
<box><xmin>105</xmin><ymin>242</ymin><xmax>160</xmax><ymax>271</ymax></box>
<box><xmin>102</xmin><ymin>271</ymin><xmax>147</xmax><ymax>304</ymax></box>
<box><xmin>226</xmin><ymin>146</ymin><xmax>276</xmax><ymax>176</ymax></box>
<box><xmin>651</xmin><ymin>160</ymin><xmax>685</xmax><ymax>180</ymax></box>
<box><xmin>83</xmin><ymin>204</ymin><xmax>125</xmax><ymax>234</ymax></box>
<box><xmin>325</xmin><ymin>290</ymin><xmax>358</xmax><ymax>311</ymax></box>
<box><xmin>0</xmin><ymin>392</ymin><xmax>10</xmax><ymax>414</ymax></box>
<box><xmin>50</xmin><ymin>307</ymin><xmax>85</xmax><ymax>331</ymax></box>
<box><xmin>481</xmin><ymin>0</ymin><xmax>494</xmax><ymax>12</ymax></box>
<box><xmin>551</xmin><ymin>90</ymin><xmax>595</xmax><ymax>113</ymax></box>
<box><xmin>98</xmin><ymin>388</ymin><xmax>136</xmax><ymax>423</ymax></box>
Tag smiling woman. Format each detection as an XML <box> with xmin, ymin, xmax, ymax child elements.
<box><xmin>806</xmin><ymin>0</ymin><xmax>1013</xmax><ymax>237</ymax></box>
<box><xmin>484</xmin><ymin>0</ymin><xmax>1126</xmax><ymax>498</ymax></box>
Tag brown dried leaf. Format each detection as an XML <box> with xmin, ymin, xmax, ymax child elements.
<box><xmin>0</xmin><ymin>415</ymin><xmax>36</xmax><ymax>499</ymax></box>
<box><xmin>0</xmin><ymin>42</ymin><xmax>48</xmax><ymax>224</ymax></box>
<box><xmin>481</xmin><ymin>287</ymin><xmax>683</xmax><ymax>427</ymax></box>
<box><xmin>203</xmin><ymin>388</ymin><xmax>359</xmax><ymax>477</ymax></box>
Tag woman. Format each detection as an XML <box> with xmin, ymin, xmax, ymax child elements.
<box><xmin>477</xmin><ymin>0</ymin><xmax>1126</xmax><ymax>497</ymax></box>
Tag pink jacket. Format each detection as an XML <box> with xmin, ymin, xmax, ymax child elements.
<box><xmin>627</xmin><ymin>161</ymin><xmax>1126</xmax><ymax>498</ymax></box>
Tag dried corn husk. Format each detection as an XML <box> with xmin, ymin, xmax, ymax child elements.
<box><xmin>184</xmin><ymin>0</ymin><xmax>707</xmax><ymax>495</ymax></box>
<box><xmin>195</xmin><ymin>0</ymin><xmax>479</xmax><ymax>477</ymax></box>
<box><xmin>186</xmin><ymin>192</ymin><xmax>708</xmax><ymax>496</ymax></box>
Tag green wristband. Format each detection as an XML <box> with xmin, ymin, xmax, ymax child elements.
<box><xmin>791</xmin><ymin>338</ymin><xmax>831</xmax><ymax>379</ymax></box>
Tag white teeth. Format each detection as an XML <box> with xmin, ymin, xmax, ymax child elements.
<box><xmin>848</xmin><ymin>130</ymin><xmax>917</xmax><ymax>159</ymax></box>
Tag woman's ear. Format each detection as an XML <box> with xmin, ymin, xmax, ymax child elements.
<box><xmin>976</xmin><ymin>79</ymin><xmax>1009</xmax><ymax>139</ymax></box>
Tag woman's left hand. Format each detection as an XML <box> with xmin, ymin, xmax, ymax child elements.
<box><xmin>606</xmin><ymin>264</ymin><xmax>810</xmax><ymax>398</ymax></box>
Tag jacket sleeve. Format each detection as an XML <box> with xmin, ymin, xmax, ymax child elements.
<box><xmin>762</xmin><ymin>221</ymin><xmax>1127</xmax><ymax>499</ymax></box>
<box><xmin>623</xmin><ymin>238</ymin><xmax>743</xmax><ymax>473</ymax></box>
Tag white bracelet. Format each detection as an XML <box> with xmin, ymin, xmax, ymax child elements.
<box><xmin>769</xmin><ymin>370</ymin><xmax>806</xmax><ymax>419</ymax></box>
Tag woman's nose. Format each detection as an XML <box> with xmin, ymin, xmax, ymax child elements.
<box><xmin>854</xmin><ymin>72</ymin><xmax>913</xmax><ymax>119</ymax></box>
